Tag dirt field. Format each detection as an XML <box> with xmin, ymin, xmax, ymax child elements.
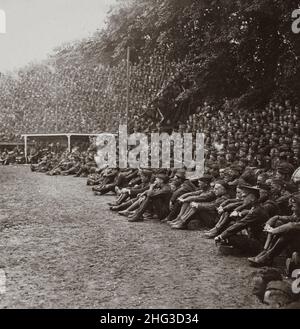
<box><xmin>0</xmin><ymin>166</ymin><xmax>263</xmax><ymax>309</ymax></box>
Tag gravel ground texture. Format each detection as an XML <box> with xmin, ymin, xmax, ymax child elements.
<box><xmin>0</xmin><ymin>166</ymin><xmax>264</xmax><ymax>309</ymax></box>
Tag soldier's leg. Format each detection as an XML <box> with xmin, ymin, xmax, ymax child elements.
<box><xmin>163</xmin><ymin>201</ymin><xmax>181</xmax><ymax>222</ymax></box>
<box><xmin>111</xmin><ymin>196</ymin><xmax>137</xmax><ymax>212</ymax></box>
<box><xmin>205</xmin><ymin>212</ymin><xmax>231</xmax><ymax>238</ymax></box>
<box><xmin>171</xmin><ymin>206</ymin><xmax>198</xmax><ymax>229</ymax></box>
<box><xmin>196</xmin><ymin>210</ymin><xmax>219</xmax><ymax>228</ymax></box>
<box><xmin>118</xmin><ymin>198</ymin><xmax>143</xmax><ymax>216</ymax></box>
<box><xmin>249</xmin><ymin>236</ymin><xmax>289</xmax><ymax>266</ymax></box>
<box><xmin>168</xmin><ymin>202</ymin><xmax>191</xmax><ymax>225</ymax></box>
<box><xmin>94</xmin><ymin>183</ymin><xmax>116</xmax><ymax>195</ymax></box>
<box><xmin>128</xmin><ymin>196</ymin><xmax>153</xmax><ymax>222</ymax></box>
<box><xmin>108</xmin><ymin>192</ymin><xmax>129</xmax><ymax>207</ymax></box>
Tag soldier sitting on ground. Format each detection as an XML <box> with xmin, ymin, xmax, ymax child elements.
<box><xmin>170</xmin><ymin>180</ymin><xmax>230</xmax><ymax>230</ymax></box>
<box><xmin>93</xmin><ymin>168</ymin><xmax>139</xmax><ymax>196</ymax></box>
<box><xmin>166</xmin><ymin>174</ymin><xmax>215</xmax><ymax>226</ymax></box>
<box><xmin>109</xmin><ymin>169</ymin><xmax>153</xmax><ymax>210</ymax></box>
<box><xmin>127</xmin><ymin>173</ymin><xmax>172</xmax><ymax>223</ymax></box>
<box><xmin>204</xmin><ymin>184</ymin><xmax>257</xmax><ymax>239</ymax></box>
<box><xmin>162</xmin><ymin>174</ymin><xmax>211</xmax><ymax>224</ymax></box>
<box><xmin>248</xmin><ymin>193</ymin><xmax>300</xmax><ymax>267</ymax></box>
<box><xmin>214</xmin><ymin>184</ymin><xmax>269</xmax><ymax>255</ymax></box>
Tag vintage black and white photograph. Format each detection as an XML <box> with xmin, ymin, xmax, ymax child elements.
<box><xmin>0</xmin><ymin>0</ymin><xmax>300</xmax><ymax>312</ymax></box>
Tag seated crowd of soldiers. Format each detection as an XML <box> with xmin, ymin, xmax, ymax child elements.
<box><xmin>28</xmin><ymin>140</ymin><xmax>300</xmax><ymax>271</ymax></box>
<box><xmin>92</xmin><ymin>162</ymin><xmax>300</xmax><ymax>268</ymax></box>
<box><xmin>0</xmin><ymin>146</ymin><xmax>25</xmax><ymax>165</ymax></box>
<box><xmin>4</xmin><ymin>99</ymin><xmax>300</xmax><ymax>273</ymax></box>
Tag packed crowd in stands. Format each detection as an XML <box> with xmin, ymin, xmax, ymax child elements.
<box><xmin>1</xmin><ymin>97</ymin><xmax>300</xmax><ymax>306</ymax></box>
<box><xmin>0</xmin><ymin>52</ymin><xmax>176</xmax><ymax>142</ymax></box>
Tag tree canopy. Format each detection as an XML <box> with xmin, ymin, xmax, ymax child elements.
<box><xmin>1</xmin><ymin>0</ymin><xmax>299</xmax><ymax>135</ymax></box>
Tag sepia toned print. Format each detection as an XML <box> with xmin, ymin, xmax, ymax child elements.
<box><xmin>0</xmin><ymin>1</ymin><xmax>300</xmax><ymax>311</ymax></box>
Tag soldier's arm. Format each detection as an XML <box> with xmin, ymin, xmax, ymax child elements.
<box><xmin>188</xmin><ymin>191</ymin><xmax>216</xmax><ymax>203</ymax></box>
<box><xmin>148</xmin><ymin>186</ymin><xmax>171</xmax><ymax>198</ymax></box>
<box><xmin>180</xmin><ymin>190</ymin><xmax>202</xmax><ymax>199</ymax></box>
<box><xmin>129</xmin><ymin>185</ymin><xmax>149</xmax><ymax>197</ymax></box>
<box><xmin>234</xmin><ymin>195</ymin><xmax>256</xmax><ymax>212</ymax></box>
<box><xmin>220</xmin><ymin>208</ymin><xmax>262</xmax><ymax>239</ymax></box>
<box><xmin>267</xmin><ymin>215</ymin><xmax>292</xmax><ymax>227</ymax></box>
<box><xmin>195</xmin><ymin>202</ymin><xmax>217</xmax><ymax>212</ymax></box>
<box><xmin>171</xmin><ymin>185</ymin><xmax>195</xmax><ymax>203</ymax></box>
<box><xmin>271</xmin><ymin>222</ymin><xmax>300</xmax><ymax>235</ymax></box>
<box><xmin>221</xmin><ymin>199</ymin><xmax>237</xmax><ymax>207</ymax></box>
<box><xmin>195</xmin><ymin>196</ymin><xmax>225</xmax><ymax>211</ymax></box>
<box><xmin>266</xmin><ymin>215</ymin><xmax>280</xmax><ymax>227</ymax></box>
<box><xmin>223</xmin><ymin>201</ymin><xmax>243</xmax><ymax>212</ymax></box>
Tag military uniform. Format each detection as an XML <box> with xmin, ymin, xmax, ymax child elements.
<box><xmin>219</xmin><ymin>204</ymin><xmax>269</xmax><ymax>242</ymax></box>
<box><xmin>248</xmin><ymin>200</ymin><xmax>300</xmax><ymax>267</ymax></box>
<box><xmin>129</xmin><ymin>176</ymin><xmax>172</xmax><ymax>222</ymax></box>
<box><xmin>164</xmin><ymin>179</ymin><xmax>197</xmax><ymax>222</ymax></box>
<box><xmin>205</xmin><ymin>193</ymin><xmax>256</xmax><ymax>239</ymax></box>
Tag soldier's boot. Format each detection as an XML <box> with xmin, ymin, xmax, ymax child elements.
<box><xmin>161</xmin><ymin>213</ymin><xmax>175</xmax><ymax>223</ymax></box>
<box><xmin>161</xmin><ymin>203</ymin><xmax>180</xmax><ymax>223</ymax></box>
<box><xmin>248</xmin><ymin>250</ymin><xmax>268</xmax><ymax>264</ymax></box>
<box><xmin>161</xmin><ymin>217</ymin><xmax>170</xmax><ymax>223</ymax></box>
<box><xmin>170</xmin><ymin>207</ymin><xmax>196</xmax><ymax>229</ymax></box>
<box><xmin>112</xmin><ymin>199</ymin><xmax>135</xmax><ymax>211</ymax></box>
<box><xmin>204</xmin><ymin>227</ymin><xmax>220</xmax><ymax>239</ymax></box>
<box><xmin>168</xmin><ymin>216</ymin><xmax>183</xmax><ymax>226</ymax></box>
<box><xmin>204</xmin><ymin>217</ymin><xmax>228</xmax><ymax>238</ymax></box>
<box><xmin>248</xmin><ymin>238</ymin><xmax>286</xmax><ymax>267</ymax></box>
<box><xmin>128</xmin><ymin>215</ymin><xmax>143</xmax><ymax>222</ymax></box>
<box><xmin>110</xmin><ymin>205</ymin><xmax>119</xmax><ymax>211</ymax></box>
<box><xmin>74</xmin><ymin>171</ymin><xmax>82</xmax><ymax>177</ymax></box>
<box><xmin>92</xmin><ymin>186</ymin><xmax>101</xmax><ymax>192</ymax></box>
<box><xmin>108</xmin><ymin>193</ymin><xmax>128</xmax><ymax>207</ymax></box>
<box><xmin>204</xmin><ymin>212</ymin><xmax>230</xmax><ymax>237</ymax></box>
<box><xmin>127</xmin><ymin>197</ymin><xmax>151</xmax><ymax>223</ymax></box>
<box><xmin>118</xmin><ymin>210</ymin><xmax>134</xmax><ymax>217</ymax></box>
<box><xmin>110</xmin><ymin>203</ymin><xmax>127</xmax><ymax>211</ymax></box>
<box><xmin>128</xmin><ymin>211</ymin><xmax>138</xmax><ymax>218</ymax></box>
<box><xmin>171</xmin><ymin>216</ymin><xmax>190</xmax><ymax>230</ymax></box>
<box><xmin>94</xmin><ymin>185</ymin><xmax>113</xmax><ymax>195</ymax></box>
<box><xmin>143</xmin><ymin>212</ymin><xmax>156</xmax><ymax>220</ymax></box>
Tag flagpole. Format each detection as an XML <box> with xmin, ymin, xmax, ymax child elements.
<box><xmin>126</xmin><ymin>46</ymin><xmax>130</xmax><ymax>125</ymax></box>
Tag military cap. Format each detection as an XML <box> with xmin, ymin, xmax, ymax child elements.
<box><xmin>199</xmin><ymin>174</ymin><xmax>213</xmax><ymax>183</ymax></box>
<box><xmin>214</xmin><ymin>180</ymin><xmax>229</xmax><ymax>190</ymax></box>
<box><xmin>174</xmin><ymin>169</ymin><xmax>186</xmax><ymax>180</ymax></box>
<box><xmin>276</xmin><ymin>162</ymin><xmax>295</xmax><ymax>175</ymax></box>
<box><xmin>230</xmin><ymin>164</ymin><xmax>244</xmax><ymax>174</ymax></box>
<box><xmin>258</xmin><ymin>183</ymin><xmax>271</xmax><ymax>192</ymax></box>
<box><xmin>156</xmin><ymin>173</ymin><xmax>170</xmax><ymax>183</ymax></box>
<box><xmin>140</xmin><ymin>169</ymin><xmax>153</xmax><ymax>177</ymax></box>
<box><xmin>228</xmin><ymin>178</ymin><xmax>243</xmax><ymax>186</ymax></box>
<box><xmin>238</xmin><ymin>183</ymin><xmax>260</xmax><ymax>198</ymax></box>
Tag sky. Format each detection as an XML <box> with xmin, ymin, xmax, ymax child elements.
<box><xmin>0</xmin><ymin>0</ymin><xmax>117</xmax><ymax>73</ymax></box>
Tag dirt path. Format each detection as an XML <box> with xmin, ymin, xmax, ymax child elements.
<box><xmin>0</xmin><ymin>166</ymin><xmax>262</xmax><ymax>309</ymax></box>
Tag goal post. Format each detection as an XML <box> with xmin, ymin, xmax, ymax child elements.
<box><xmin>21</xmin><ymin>133</ymin><xmax>102</xmax><ymax>163</ymax></box>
